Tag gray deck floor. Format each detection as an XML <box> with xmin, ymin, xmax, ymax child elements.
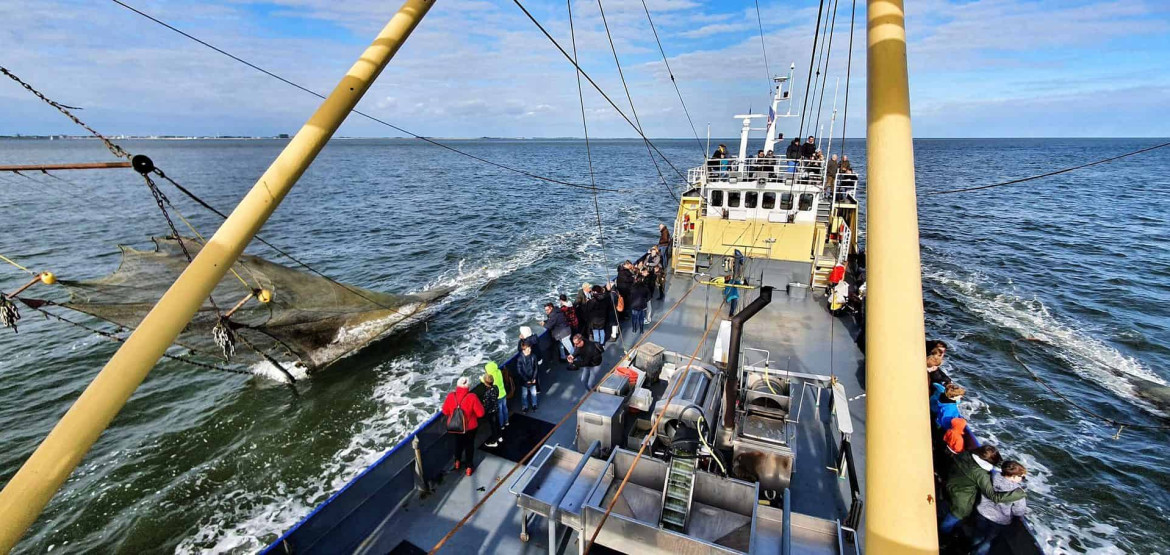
<box><xmin>357</xmin><ymin>257</ymin><xmax>867</xmax><ymax>554</ymax></box>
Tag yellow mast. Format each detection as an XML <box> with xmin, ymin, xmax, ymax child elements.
<box><xmin>0</xmin><ymin>1</ymin><xmax>435</xmax><ymax>551</ymax></box>
<box><xmin>864</xmin><ymin>0</ymin><xmax>938</xmax><ymax>553</ymax></box>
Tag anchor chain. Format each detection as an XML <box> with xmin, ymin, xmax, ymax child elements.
<box><xmin>212</xmin><ymin>317</ymin><xmax>238</xmax><ymax>361</ymax></box>
<box><xmin>0</xmin><ymin>296</ymin><xmax>20</xmax><ymax>332</ymax></box>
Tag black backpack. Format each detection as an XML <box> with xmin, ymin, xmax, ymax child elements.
<box><xmin>446</xmin><ymin>391</ymin><xmax>469</xmax><ymax>434</ymax></box>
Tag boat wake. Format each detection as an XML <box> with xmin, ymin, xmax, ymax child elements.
<box><xmin>927</xmin><ymin>269</ymin><xmax>1168</xmax><ymax>418</ymax></box>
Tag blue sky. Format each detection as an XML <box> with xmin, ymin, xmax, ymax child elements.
<box><xmin>2</xmin><ymin>0</ymin><xmax>1168</xmax><ymax>138</ymax></box>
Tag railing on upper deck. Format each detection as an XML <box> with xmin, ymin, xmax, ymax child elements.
<box><xmin>689</xmin><ymin>157</ymin><xmax>832</xmax><ymax>191</ymax></box>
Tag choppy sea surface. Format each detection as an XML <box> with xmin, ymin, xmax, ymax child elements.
<box><xmin>0</xmin><ymin>137</ymin><xmax>1167</xmax><ymax>554</ymax></box>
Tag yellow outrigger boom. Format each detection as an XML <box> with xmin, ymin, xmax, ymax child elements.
<box><xmin>0</xmin><ymin>1</ymin><xmax>434</xmax><ymax>551</ymax></box>
<box><xmin>865</xmin><ymin>0</ymin><xmax>938</xmax><ymax>553</ymax></box>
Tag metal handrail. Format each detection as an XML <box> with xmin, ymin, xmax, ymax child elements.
<box><xmin>692</xmin><ymin>157</ymin><xmax>830</xmax><ymax>189</ymax></box>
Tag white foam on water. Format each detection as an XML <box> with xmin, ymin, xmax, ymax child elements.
<box><xmin>178</xmin><ymin>217</ymin><xmax>608</xmax><ymax>553</ymax></box>
<box><xmin>928</xmin><ymin>269</ymin><xmax>1167</xmax><ymax>417</ymax></box>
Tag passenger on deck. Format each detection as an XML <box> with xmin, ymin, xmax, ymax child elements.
<box><xmin>628</xmin><ymin>270</ymin><xmax>651</xmax><ymax>335</ymax></box>
<box><xmin>543</xmin><ymin>302</ymin><xmax>573</xmax><ymax>360</ymax></box>
<box><xmin>517</xmin><ymin>342</ymin><xmax>539</xmax><ymax>413</ymax></box>
<box><xmin>786</xmin><ymin>138</ymin><xmax>801</xmax><ymax>172</ymax></box>
<box><xmin>588</xmin><ymin>285</ymin><xmax>609</xmax><ymax>346</ymax></box>
<box><xmin>972</xmin><ymin>460</ymin><xmax>1028</xmax><ymax>555</ymax></box>
<box><xmin>442</xmin><ymin>376</ymin><xmax>485</xmax><ymax>476</ymax></box>
<box><xmin>616</xmin><ymin>260</ymin><xmax>636</xmax><ymax>320</ymax></box>
<box><xmin>480</xmin><ymin>374</ymin><xmax>502</xmax><ymax>448</ymax></box>
<box><xmin>484</xmin><ymin>361</ymin><xmax>509</xmax><ymax>429</ymax></box>
<box><xmin>561</xmin><ymin>294</ymin><xmax>580</xmax><ymax>336</ymax></box>
<box><xmin>940</xmin><ymin>445</ymin><xmax>1026</xmax><ymax>534</ymax></box>
<box><xmin>829</xmin><ymin>279</ymin><xmax>851</xmax><ymax>315</ymax></box>
<box><xmin>576</xmin><ymin>282</ymin><xmax>592</xmax><ymax>307</ymax></box>
<box><xmin>927</xmin><ymin>352</ymin><xmax>951</xmax><ymax>386</ymax></box>
<box><xmin>605</xmin><ymin>282</ymin><xmax>620</xmax><ymax>342</ymax></box>
<box><xmin>840</xmin><ymin>155</ymin><xmax>853</xmax><ymax>172</ymax></box>
<box><xmin>943</xmin><ymin>417</ymin><xmax>967</xmax><ymax>454</ymax></box>
<box><xmin>712</xmin><ymin>143</ymin><xmax>728</xmax><ymax>159</ymax></box>
<box><xmin>827</xmin><ymin>154</ymin><xmax>839</xmax><ymax>192</ymax></box>
<box><xmin>936</xmin><ymin>383</ymin><xmax>965</xmax><ymax>430</ymax></box>
<box><xmin>567</xmin><ymin>333</ymin><xmax>604</xmax><ymax>387</ymax></box>
<box><xmin>801</xmin><ymin>136</ymin><xmax>817</xmax><ymax>159</ymax></box>
<box><xmin>658</xmin><ymin>224</ymin><xmax>672</xmax><ymax>269</ymax></box>
<box><xmin>518</xmin><ymin>325</ymin><xmax>538</xmax><ymax>356</ymax></box>
<box><xmin>723</xmin><ymin>275</ymin><xmax>741</xmax><ymax>316</ymax></box>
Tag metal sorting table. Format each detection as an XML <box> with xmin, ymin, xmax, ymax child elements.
<box><xmin>510</xmin><ymin>443</ymin><xmax>605</xmax><ymax>552</ymax></box>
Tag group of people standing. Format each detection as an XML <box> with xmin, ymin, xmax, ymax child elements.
<box><xmin>441</xmin><ymin>225</ymin><xmax>672</xmax><ymax>476</ymax></box>
<box><xmin>927</xmin><ymin>339</ymin><xmax>1030</xmax><ymax>554</ymax></box>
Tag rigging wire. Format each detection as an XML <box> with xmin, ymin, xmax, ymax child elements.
<box><xmin>105</xmin><ymin>0</ymin><xmax>625</xmax><ymax>194</ymax></box>
<box><xmin>797</xmin><ymin>0</ymin><xmax>829</xmax><ymax>139</ymax></box>
<box><xmin>753</xmin><ymin>0</ymin><xmax>773</xmax><ymax>96</ymax></box>
<box><xmin>839</xmin><ymin>0</ymin><xmax>857</xmax><ymax>157</ymax></box>
<box><xmin>594</xmin><ymin>0</ymin><xmax>679</xmax><ymax>202</ymax></box>
<box><xmin>508</xmin><ymin>0</ymin><xmax>689</xmax><ymax>184</ymax></box>
<box><xmin>927</xmin><ymin>141</ymin><xmax>1170</xmax><ymax>195</ymax></box>
<box><xmin>429</xmin><ymin>281</ymin><xmax>701</xmax><ymax>553</ymax></box>
<box><xmin>813</xmin><ymin>0</ymin><xmax>842</xmax><ymax>144</ymax></box>
<box><xmin>639</xmin><ymin>0</ymin><xmax>705</xmax><ymax>156</ymax></box>
<box><xmin>569</xmin><ymin>0</ymin><xmax>622</xmax><ymax>331</ymax></box>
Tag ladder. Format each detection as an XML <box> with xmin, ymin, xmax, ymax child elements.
<box><xmin>812</xmin><ymin>255</ymin><xmax>836</xmax><ymax>291</ymax></box>
<box><xmin>673</xmin><ymin>196</ymin><xmax>704</xmax><ymax>275</ymax></box>
<box><xmin>675</xmin><ymin>247</ymin><xmax>698</xmax><ymax>274</ymax></box>
<box><xmin>659</xmin><ymin>456</ymin><xmax>697</xmax><ymax>532</ymax></box>
<box><xmin>815</xmin><ymin>197</ymin><xmax>832</xmax><ymax>227</ymax></box>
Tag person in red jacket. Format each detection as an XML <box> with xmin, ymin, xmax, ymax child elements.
<box><xmin>442</xmin><ymin>376</ymin><xmax>485</xmax><ymax>476</ymax></box>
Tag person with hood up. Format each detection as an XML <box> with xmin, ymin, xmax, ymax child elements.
<box><xmin>971</xmin><ymin>460</ymin><xmax>1028</xmax><ymax>554</ymax></box>
<box><xmin>559</xmin><ymin>294</ymin><xmax>579</xmax><ymax>335</ymax></box>
<box><xmin>586</xmin><ymin>285</ymin><xmax>609</xmax><ymax>346</ymax></box>
<box><xmin>480</xmin><ymin>374</ymin><xmax>502</xmax><ymax>448</ymax></box>
<box><xmin>484</xmin><ymin>361</ymin><xmax>509</xmax><ymax>429</ymax></box>
<box><xmin>940</xmin><ymin>445</ymin><xmax>1026</xmax><ymax>534</ymax></box>
<box><xmin>441</xmin><ymin>376</ymin><xmax>485</xmax><ymax>476</ymax></box>
<box><xmin>516</xmin><ymin>342</ymin><xmax>539</xmax><ymax>412</ymax></box>
<box><xmin>543</xmin><ymin>302</ymin><xmax>573</xmax><ymax>360</ymax></box>
<box><xmin>929</xmin><ymin>381</ymin><xmax>947</xmax><ymax>423</ymax></box>
<box><xmin>942</xmin><ymin>417</ymin><xmax>967</xmax><ymax>454</ymax></box>
<box><xmin>936</xmin><ymin>383</ymin><xmax>965</xmax><ymax>430</ymax></box>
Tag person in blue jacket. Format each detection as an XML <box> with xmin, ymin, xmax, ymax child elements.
<box><xmin>936</xmin><ymin>383</ymin><xmax>966</xmax><ymax>430</ymax></box>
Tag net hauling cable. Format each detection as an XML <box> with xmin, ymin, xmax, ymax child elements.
<box><xmin>640</xmin><ymin>0</ymin><xmax>705</xmax><ymax>156</ymax></box>
<box><xmin>927</xmin><ymin>141</ymin><xmax>1170</xmax><ymax>195</ymax></box>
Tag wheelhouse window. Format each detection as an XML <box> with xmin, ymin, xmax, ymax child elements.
<box><xmin>728</xmin><ymin>191</ymin><xmax>742</xmax><ymax>208</ymax></box>
<box><xmin>762</xmin><ymin>192</ymin><xmax>776</xmax><ymax>209</ymax></box>
<box><xmin>710</xmin><ymin>190</ymin><xmax>723</xmax><ymax>207</ymax></box>
<box><xmin>745</xmin><ymin>191</ymin><xmax>758</xmax><ymax>209</ymax></box>
<box><xmin>780</xmin><ymin>192</ymin><xmax>793</xmax><ymax>210</ymax></box>
<box><xmin>798</xmin><ymin>193</ymin><xmax>814</xmax><ymax>211</ymax></box>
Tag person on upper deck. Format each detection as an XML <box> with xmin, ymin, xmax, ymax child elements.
<box><xmin>940</xmin><ymin>445</ymin><xmax>1026</xmax><ymax>534</ymax></box>
<box><xmin>840</xmin><ymin>155</ymin><xmax>853</xmax><ymax>172</ymax></box>
<box><xmin>786</xmin><ymin>138</ymin><xmax>801</xmax><ymax>168</ymax></box>
<box><xmin>442</xmin><ymin>376</ymin><xmax>485</xmax><ymax>476</ymax></box>
<box><xmin>971</xmin><ymin>460</ymin><xmax>1028</xmax><ymax>555</ymax></box>
<box><xmin>802</xmin><ymin>136</ymin><xmax>817</xmax><ymax>159</ymax></box>
<box><xmin>567</xmin><ymin>333</ymin><xmax>605</xmax><ymax>387</ymax></box>
<box><xmin>712</xmin><ymin>144</ymin><xmax>728</xmax><ymax>159</ymax></box>
<box><xmin>827</xmin><ymin>154</ymin><xmax>839</xmax><ymax>194</ymax></box>
<box><xmin>543</xmin><ymin>302</ymin><xmax>573</xmax><ymax>360</ymax></box>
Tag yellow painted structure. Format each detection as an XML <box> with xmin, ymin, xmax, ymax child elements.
<box><xmin>697</xmin><ymin>218</ymin><xmax>817</xmax><ymax>262</ymax></box>
<box><xmin>864</xmin><ymin>0</ymin><xmax>938</xmax><ymax>553</ymax></box>
<box><xmin>0</xmin><ymin>1</ymin><xmax>435</xmax><ymax>551</ymax></box>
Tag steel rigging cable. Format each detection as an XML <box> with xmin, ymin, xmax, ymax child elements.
<box><xmin>640</xmin><ymin>0</ymin><xmax>705</xmax><ymax>156</ymax></box>
<box><xmin>595</xmin><ymin>0</ymin><xmax>680</xmax><ymax>202</ymax></box>
<box><xmin>798</xmin><ymin>0</ymin><xmax>828</xmax><ymax>139</ymax></box>
<box><xmin>839</xmin><ymin>0</ymin><xmax>857</xmax><ymax>157</ymax></box>
<box><xmin>813</xmin><ymin>0</ymin><xmax>842</xmax><ymax>143</ymax></box>
<box><xmin>105</xmin><ymin>0</ymin><xmax>625</xmax><ymax>194</ymax></box>
<box><xmin>754</xmin><ymin>0</ymin><xmax>773</xmax><ymax>96</ymax></box>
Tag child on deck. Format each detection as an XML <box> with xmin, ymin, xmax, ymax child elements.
<box><xmin>971</xmin><ymin>461</ymin><xmax>1028</xmax><ymax>555</ymax></box>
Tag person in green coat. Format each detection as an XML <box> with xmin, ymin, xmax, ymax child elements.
<box><xmin>940</xmin><ymin>445</ymin><xmax>1026</xmax><ymax>534</ymax></box>
<box><xmin>484</xmin><ymin>361</ymin><xmax>509</xmax><ymax>429</ymax></box>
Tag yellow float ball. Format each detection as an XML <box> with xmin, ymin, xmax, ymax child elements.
<box><xmin>39</xmin><ymin>272</ymin><xmax>57</xmax><ymax>285</ymax></box>
<box><xmin>257</xmin><ymin>289</ymin><xmax>273</xmax><ymax>303</ymax></box>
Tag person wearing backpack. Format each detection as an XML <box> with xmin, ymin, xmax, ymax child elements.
<box><xmin>441</xmin><ymin>376</ymin><xmax>485</xmax><ymax>476</ymax></box>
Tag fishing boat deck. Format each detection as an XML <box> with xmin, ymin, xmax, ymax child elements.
<box><xmin>266</xmin><ymin>256</ymin><xmax>867</xmax><ymax>555</ymax></box>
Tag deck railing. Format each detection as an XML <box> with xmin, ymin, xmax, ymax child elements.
<box><xmin>689</xmin><ymin>157</ymin><xmax>829</xmax><ymax>190</ymax></box>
